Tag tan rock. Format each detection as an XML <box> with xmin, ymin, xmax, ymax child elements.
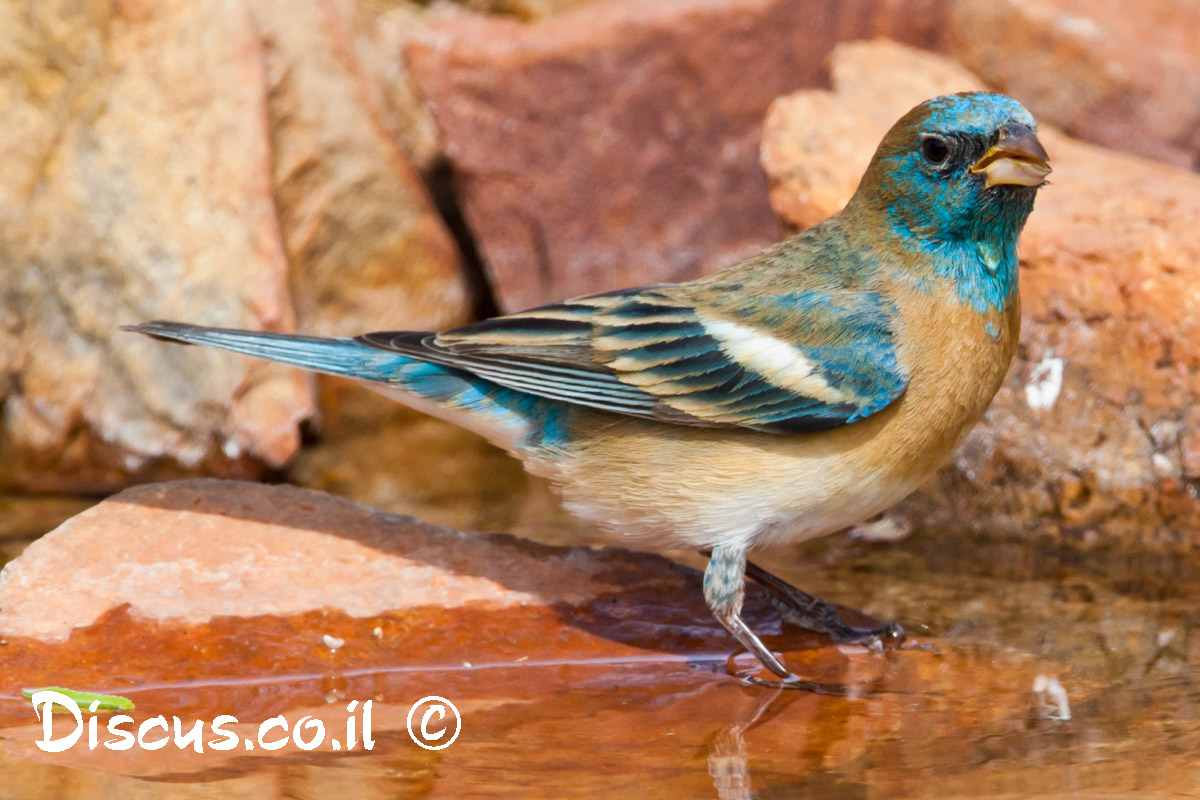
<box><xmin>281</xmin><ymin>377</ymin><xmax>595</xmax><ymax>547</ymax></box>
<box><xmin>0</xmin><ymin>493</ymin><xmax>94</xmax><ymax>544</ymax></box>
<box><xmin>761</xmin><ymin>41</ymin><xmax>1200</xmax><ymax>545</ymax></box>
<box><xmin>761</xmin><ymin>43</ymin><xmax>987</xmax><ymax>231</ymax></box>
<box><xmin>0</xmin><ymin>0</ymin><xmax>313</xmax><ymax>492</ymax></box>
<box><xmin>252</xmin><ymin>0</ymin><xmax>473</xmax><ymax>337</ymax></box>
<box><xmin>283</xmin><ymin>377</ymin><xmax>536</xmax><ymax>533</ymax></box>
<box><xmin>0</xmin><ymin>0</ymin><xmax>471</xmax><ymax>492</ymax></box>
<box><xmin>330</xmin><ymin>1</ymin><xmax>446</xmax><ymax>172</ymax></box>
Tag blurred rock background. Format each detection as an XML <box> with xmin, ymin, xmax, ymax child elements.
<box><xmin>1</xmin><ymin>0</ymin><xmax>1198</xmax><ymax>550</ymax></box>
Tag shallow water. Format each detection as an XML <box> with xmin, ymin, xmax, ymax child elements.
<box><xmin>3</xmin><ymin>408</ymin><xmax>1199</xmax><ymax>798</ymax></box>
<box><xmin>4</xmin><ymin>525</ymin><xmax>1198</xmax><ymax>797</ymax></box>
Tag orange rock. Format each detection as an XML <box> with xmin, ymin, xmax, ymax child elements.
<box><xmin>761</xmin><ymin>43</ymin><xmax>987</xmax><ymax>231</ymax></box>
<box><xmin>761</xmin><ymin>42</ymin><xmax>1200</xmax><ymax>545</ymax></box>
<box><xmin>0</xmin><ymin>479</ymin><xmax>687</xmax><ymax>643</ymax></box>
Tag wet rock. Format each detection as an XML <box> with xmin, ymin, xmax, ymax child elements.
<box><xmin>0</xmin><ymin>480</ymin><xmax>1112</xmax><ymax>791</ymax></box>
<box><xmin>0</xmin><ymin>0</ymin><xmax>470</xmax><ymax>493</ymax></box>
<box><xmin>761</xmin><ymin>41</ymin><xmax>1200</xmax><ymax>546</ymax></box>
<box><xmin>0</xmin><ymin>642</ymin><xmax>1091</xmax><ymax>787</ymax></box>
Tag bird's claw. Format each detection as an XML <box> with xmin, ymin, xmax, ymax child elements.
<box><xmin>827</xmin><ymin>620</ymin><xmax>906</xmax><ymax>652</ymax></box>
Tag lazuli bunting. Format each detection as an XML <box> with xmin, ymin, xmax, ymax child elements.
<box><xmin>126</xmin><ymin>92</ymin><xmax>1050</xmax><ymax>686</ymax></box>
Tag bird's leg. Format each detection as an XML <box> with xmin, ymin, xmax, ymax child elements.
<box><xmin>704</xmin><ymin>544</ymin><xmax>793</xmax><ymax>680</ymax></box>
<box><xmin>703</xmin><ymin>547</ymin><xmax>897</xmax><ymax>694</ymax></box>
<box><xmin>743</xmin><ymin>559</ymin><xmax>905</xmax><ymax>650</ymax></box>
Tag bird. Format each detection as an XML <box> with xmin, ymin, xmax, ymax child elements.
<box><xmin>125</xmin><ymin>92</ymin><xmax>1050</xmax><ymax>687</ymax></box>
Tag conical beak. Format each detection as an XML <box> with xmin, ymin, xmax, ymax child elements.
<box><xmin>971</xmin><ymin>122</ymin><xmax>1051</xmax><ymax>188</ymax></box>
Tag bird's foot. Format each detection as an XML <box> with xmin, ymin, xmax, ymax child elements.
<box><xmin>743</xmin><ymin>559</ymin><xmax>907</xmax><ymax>651</ymax></box>
<box><xmin>704</xmin><ymin>545</ymin><xmax>925</xmax><ymax>695</ymax></box>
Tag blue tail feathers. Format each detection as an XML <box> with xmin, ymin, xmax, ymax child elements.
<box><xmin>123</xmin><ymin>322</ymin><xmax>558</xmax><ymax>449</ymax></box>
<box><xmin>123</xmin><ymin>322</ymin><xmax>411</xmax><ymax>381</ymax></box>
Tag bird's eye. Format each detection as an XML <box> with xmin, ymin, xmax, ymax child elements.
<box><xmin>920</xmin><ymin>136</ymin><xmax>949</xmax><ymax>165</ymax></box>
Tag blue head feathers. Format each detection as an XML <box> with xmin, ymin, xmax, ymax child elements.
<box><xmin>847</xmin><ymin>92</ymin><xmax>1051</xmax><ymax>312</ymax></box>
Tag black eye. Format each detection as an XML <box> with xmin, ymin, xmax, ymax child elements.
<box><xmin>921</xmin><ymin>136</ymin><xmax>949</xmax><ymax>164</ymax></box>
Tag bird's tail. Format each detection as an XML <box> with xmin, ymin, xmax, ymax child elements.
<box><xmin>122</xmin><ymin>321</ymin><xmax>547</xmax><ymax>450</ymax></box>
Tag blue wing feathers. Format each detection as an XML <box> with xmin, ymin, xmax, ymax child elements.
<box><xmin>353</xmin><ymin>281</ymin><xmax>909</xmax><ymax>434</ymax></box>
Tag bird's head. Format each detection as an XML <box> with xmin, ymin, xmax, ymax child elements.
<box><xmin>849</xmin><ymin>92</ymin><xmax>1050</xmax><ymax>248</ymax></box>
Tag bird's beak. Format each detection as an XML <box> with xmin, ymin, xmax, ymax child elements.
<box><xmin>971</xmin><ymin>122</ymin><xmax>1051</xmax><ymax>188</ymax></box>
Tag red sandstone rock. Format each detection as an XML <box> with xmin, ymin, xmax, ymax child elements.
<box><xmin>404</xmin><ymin>0</ymin><xmax>1200</xmax><ymax>313</ymax></box>
<box><xmin>405</xmin><ymin>0</ymin><xmax>838</xmax><ymax>311</ymax></box>
<box><xmin>0</xmin><ymin>480</ymin><xmax>691</xmax><ymax>642</ymax></box>
<box><xmin>761</xmin><ymin>42</ymin><xmax>1200</xmax><ymax>545</ymax></box>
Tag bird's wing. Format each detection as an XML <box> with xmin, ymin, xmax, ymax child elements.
<box><xmin>357</xmin><ymin>284</ymin><xmax>908</xmax><ymax>434</ymax></box>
